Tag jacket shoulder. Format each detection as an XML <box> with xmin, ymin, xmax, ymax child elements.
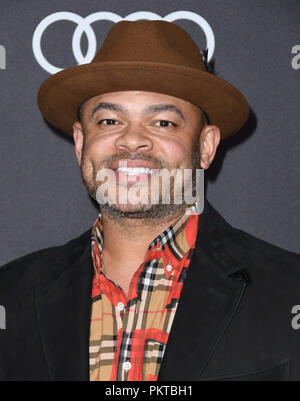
<box><xmin>0</xmin><ymin>228</ymin><xmax>91</xmax><ymax>290</ymax></box>
<box><xmin>203</xmin><ymin>200</ymin><xmax>300</xmax><ymax>274</ymax></box>
<box><xmin>236</xmin><ymin>228</ymin><xmax>300</xmax><ymax>273</ymax></box>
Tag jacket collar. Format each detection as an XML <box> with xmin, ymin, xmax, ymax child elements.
<box><xmin>35</xmin><ymin>199</ymin><xmax>251</xmax><ymax>380</ymax></box>
<box><xmin>194</xmin><ymin>200</ymin><xmax>251</xmax><ymax>276</ymax></box>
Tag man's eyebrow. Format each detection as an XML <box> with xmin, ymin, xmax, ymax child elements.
<box><xmin>90</xmin><ymin>102</ymin><xmax>127</xmax><ymax>119</ymax></box>
<box><xmin>90</xmin><ymin>102</ymin><xmax>185</xmax><ymax>121</ymax></box>
<box><xmin>142</xmin><ymin>104</ymin><xmax>185</xmax><ymax>121</ymax></box>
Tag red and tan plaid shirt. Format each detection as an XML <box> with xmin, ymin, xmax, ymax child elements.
<box><xmin>89</xmin><ymin>203</ymin><xmax>199</xmax><ymax>381</ymax></box>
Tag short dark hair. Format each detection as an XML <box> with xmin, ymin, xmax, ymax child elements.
<box><xmin>76</xmin><ymin>100</ymin><xmax>86</xmax><ymax>122</ymax></box>
<box><xmin>199</xmin><ymin>107</ymin><xmax>210</xmax><ymax>127</ymax></box>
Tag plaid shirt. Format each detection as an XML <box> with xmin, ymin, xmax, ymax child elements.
<box><xmin>89</xmin><ymin>203</ymin><xmax>199</xmax><ymax>381</ymax></box>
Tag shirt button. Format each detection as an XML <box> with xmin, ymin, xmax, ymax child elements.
<box><xmin>117</xmin><ymin>302</ymin><xmax>125</xmax><ymax>312</ymax></box>
<box><xmin>123</xmin><ymin>361</ymin><xmax>131</xmax><ymax>371</ymax></box>
<box><xmin>166</xmin><ymin>264</ymin><xmax>172</xmax><ymax>272</ymax></box>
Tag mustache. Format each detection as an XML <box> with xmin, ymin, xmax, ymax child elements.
<box><xmin>102</xmin><ymin>151</ymin><xmax>168</xmax><ymax>170</ymax></box>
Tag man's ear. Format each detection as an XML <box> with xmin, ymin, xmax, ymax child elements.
<box><xmin>73</xmin><ymin>121</ymin><xmax>84</xmax><ymax>166</ymax></box>
<box><xmin>199</xmin><ymin>125</ymin><xmax>221</xmax><ymax>169</ymax></box>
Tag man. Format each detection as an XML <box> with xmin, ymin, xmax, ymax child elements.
<box><xmin>0</xmin><ymin>20</ymin><xmax>299</xmax><ymax>381</ymax></box>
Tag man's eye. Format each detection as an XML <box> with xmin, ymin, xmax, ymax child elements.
<box><xmin>154</xmin><ymin>120</ymin><xmax>176</xmax><ymax>127</ymax></box>
<box><xmin>98</xmin><ymin>119</ymin><xmax>119</xmax><ymax>125</ymax></box>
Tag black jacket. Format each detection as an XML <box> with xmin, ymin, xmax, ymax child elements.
<box><xmin>0</xmin><ymin>200</ymin><xmax>299</xmax><ymax>381</ymax></box>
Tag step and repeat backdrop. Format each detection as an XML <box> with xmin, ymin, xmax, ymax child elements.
<box><xmin>0</xmin><ymin>0</ymin><xmax>299</xmax><ymax>265</ymax></box>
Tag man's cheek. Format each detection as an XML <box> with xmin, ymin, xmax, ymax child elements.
<box><xmin>167</xmin><ymin>141</ymin><xmax>191</xmax><ymax>164</ymax></box>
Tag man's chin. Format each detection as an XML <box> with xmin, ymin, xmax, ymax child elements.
<box><xmin>99</xmin><ymin>201</ymin><xmax>186</xmax><ymax>219</ymax></box>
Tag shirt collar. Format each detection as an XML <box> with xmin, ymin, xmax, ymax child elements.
<box><xmin>91</xmin><ymin>201</ymin><xmax>200</xmax><ymax>278</ymax></box>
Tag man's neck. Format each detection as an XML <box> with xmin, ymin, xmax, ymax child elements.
<box><xmin>101</xmin><ymin>206</ymin><xmax>186</xmax><ymax>256</ymax></box>
<box><xmin>99</xmin><ymin>206</ymin><xmax>187</xmax><ymax>292</ymax></box>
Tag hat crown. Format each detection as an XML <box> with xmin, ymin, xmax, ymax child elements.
<box><xmin>92</xmin><ymin>20</ymin><xmax>207</xmax><ymax>71</ymax></box>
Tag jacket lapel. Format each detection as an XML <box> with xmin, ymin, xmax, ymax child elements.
<box><xmin>35</xmin><ymin>234</ymin><xmax>93</xmax><ymax>380</ymax></box>
<box><xmin>158</xmin><ymin>201</ymin><xmax>252</xmax><ymax>380</ymax></box>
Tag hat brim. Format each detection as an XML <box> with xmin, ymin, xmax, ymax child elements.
<box><xmin>37</xmin><ymin>61</ymin><xmax>249</xmax><ymax>139</ymax></box>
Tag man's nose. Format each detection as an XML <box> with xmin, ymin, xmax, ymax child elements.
<box><xmin>114</xmin><ymin>123</ymin><xmax>153</xmax><ymax>152</ymax></box>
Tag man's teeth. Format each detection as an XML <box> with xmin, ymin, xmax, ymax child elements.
<box><xmin>116</xmin><ymin>167</ymin><xmax>155</xmax><ymax>175</ymax></box>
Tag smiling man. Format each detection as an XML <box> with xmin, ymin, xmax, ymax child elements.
<box><xmin>73</xmin><ymin>90</ymin><xmax>219</xmax><ymax>380</ymax></box>
<box><xmin>73</xmin><ymin>90</ymin><xmax>214</xmax><ymax>222</ymax></box>
<box><xmin>0</xmin><ymin>20</ymin><xmax>300</xmax><ymax>381</ymax></box>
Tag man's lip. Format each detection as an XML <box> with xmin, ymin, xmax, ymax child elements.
<box><xmin>110</xmin><ymin>159</ymin><xmax>158</xmax><ymax>170</ymax></box>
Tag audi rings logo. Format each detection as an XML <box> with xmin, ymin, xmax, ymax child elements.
<box><xmin>32</xmin><ymin>11</ymin><xmax>215</xmax><ymax>74</ymax></box>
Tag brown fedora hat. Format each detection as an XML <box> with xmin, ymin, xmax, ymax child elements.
<box><xmin>37</xmin><ymin>20</ymin><xmax>249</xmax><ymax>139</ymax></box>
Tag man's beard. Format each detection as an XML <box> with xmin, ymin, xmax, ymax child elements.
<box><xmin>80</xmin><ymin>141</ymin><xmax>201</xmax><ymax>220</ymax></box>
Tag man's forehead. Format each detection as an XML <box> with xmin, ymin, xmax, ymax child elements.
<box><xmin>80</xmin><ymin>90</ymin><xmax>203</xmax><ymax>118</ymax></box>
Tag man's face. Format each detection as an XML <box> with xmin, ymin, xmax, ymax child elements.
<box><xmin>73</xmin><ymin>90</ymin><xmax>220</xmax><ymax>219</ymax></box>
